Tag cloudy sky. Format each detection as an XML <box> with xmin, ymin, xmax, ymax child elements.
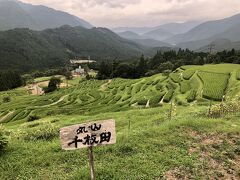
<box><xmin>21</xmin><ymin>0</ymin><xmax>240</xmax><ymax>28</ymax></box>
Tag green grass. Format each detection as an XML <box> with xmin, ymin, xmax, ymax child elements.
<box><xmin>1</xmin><ymin>106</ymin><xmax>240</xmax><ymax>179</ymax></box>
<box><xmin>1</xmin><ymin>64</ymin><xmax>240</xmax><ymax>179</ymax></box>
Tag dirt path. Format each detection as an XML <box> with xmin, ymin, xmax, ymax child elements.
<box><xmin>27</xmin><ymin>81</ymin><xmax>69</xmax><ymax>95</ymax></box>
<box><xmin>0</xmin><ymin>111</ymin><xmax>14</xmax><ymax>123</ymax></box>
<box><xmin>34</xmin><ymin>95</ymin><xmax>69</xmax><ymax>108</ymax></box>
<box><xmin>27</xmin><ymin>83</ymin><xmax>44</xmax><ymax>95</ymax></box>
<box><xmin>100</xmin><ymin>79</ymin><xmax>112</xmax><ymax>91</ymax></box>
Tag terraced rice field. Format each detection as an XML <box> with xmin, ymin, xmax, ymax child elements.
<box><xmin>1</xmin><ymin>64</ymin><xmax>240</xmax><ymax>123</ymax></box>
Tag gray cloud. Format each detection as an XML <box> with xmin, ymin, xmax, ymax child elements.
<box><xmin>21</xmin><ymin>0</ymin><xmax>240</xmax><ymax>27</ymax></box>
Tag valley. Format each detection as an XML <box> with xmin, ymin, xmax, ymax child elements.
<box><xmin>1</xmin><ymin>0</ymin><xmax>240</xmax><ymax>179</ymax></box>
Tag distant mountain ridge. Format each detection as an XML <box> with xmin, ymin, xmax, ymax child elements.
<box><xmin>166</xmin><ymin>13</ymin><xmax>240</xmax><ymax>45</ymax></box>
<box><xmin>0</xmin><ymin>0</ymin><xmax>93</xmax><ymax>31</ymax></box>
<box><xmin>115</xmin><ymin>21</ymin><xmax>201</xmax><ymax>47</ymax></box>
<box><xmin>115</xmin><ymin>13</ymin><xmax>240</xmax><ymax>52</ymax></box>
<box><xmin>112</xmin><ymin>21</ymin><xmax>201</xmax><ymax>35</ymax></box>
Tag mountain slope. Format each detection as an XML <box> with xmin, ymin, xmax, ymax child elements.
<box><xmin>143</xmin><ymin>28</ymin><xmax>174</xmax><ymax>41</ymax></box>
<box><xmin>0</xmin><ymin>0</ymin><xmax>38</xmax><ymax>30</ymax></box>
<box><xmin>166</xmin><ymin>13</ymin><xmax>240</xmax><ymax>44</ymax></box>
<box><xmin>118</xmin><ymin>31</ymin><xmax>142</xmax><ymax>39</ymax></box>
<box><xmin>0</xmin><ymin>0</ymin><xmax>92</xmax><ymax>31</ymax></box>
<box><xmin>0</xmin><ymin>26</ymin><xmax>146</xmax><ymax>72</ymax></box>
<box><xmin>210</xmin><ymin>23</ymin><xmax>240</xmax><ymax>42</ymax></box>
<box><xmin>154</xmin><ymin>21</ymin><xmax>201</xmax><ymax>35</ymax></box>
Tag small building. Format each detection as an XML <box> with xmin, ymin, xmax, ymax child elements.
<box><xmin>70</xmin><ymin>59</ymin><xmax>96</xmax><ymax>64</ymax></box>
<box><xmin>75</xmin><ymin>66</ymin><xmax>85</xmax><ymax>75</ymax></box>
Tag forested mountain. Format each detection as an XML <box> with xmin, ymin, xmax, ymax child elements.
<box><xmin>0</xmin><ymin>26</ymin><xmax>146</xmax><ymax>72</ymax></box>
<box><xmin>0</xmin><ymin>0</ymin><xmax>92</xmax><ymax>31</ymax></box>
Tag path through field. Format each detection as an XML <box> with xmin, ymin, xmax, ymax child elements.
<box><xmin>100</xmin><ymin>79</ymin><xmax>112</xmax><ymax>91</ymax></box>
<box><xmin>0</xmin><ymin>111</ymin><xmax>14</xmax><ymax>123</ymax></box>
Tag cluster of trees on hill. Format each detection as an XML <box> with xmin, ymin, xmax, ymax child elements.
<box><xmin>97</xmin><ymin>49</ymin><xmax>240</xmax><ymax>79</ymax></box>
<box><xmin>0</xmin><ymin>71</ymin><xmax>24</xmax><ymax>91</ymax></box>
<box><xmin>97</xmin><ymin>55</ymin><xmax>147</xmax><ymax>79</ymax></box>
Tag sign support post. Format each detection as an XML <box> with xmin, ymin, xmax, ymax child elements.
<box><xmin>88</xmin><ymin>146</ymin><xmax>95</xmax><ymax>180</ymax></box>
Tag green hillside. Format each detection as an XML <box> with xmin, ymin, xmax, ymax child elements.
<box><xmin>0</xmin><ymin>26</ymin><xmax>146</xmax><ymax>72</ymax></box>
<box><xmin>1</xmin><ymin>64</ymin><xmax>240</xmax><ymax>179</ymax></box>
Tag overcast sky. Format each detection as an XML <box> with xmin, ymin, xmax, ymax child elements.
<box><xmin>21</xmin><ymin>0</ymin><xmax>240</xmax><ymax>28</ymax></box>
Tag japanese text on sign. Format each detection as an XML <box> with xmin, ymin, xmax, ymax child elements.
<box><xmin>60</xmin><ymin>119</ymin><xmax>116</xmax><ymax>150</ymax></box>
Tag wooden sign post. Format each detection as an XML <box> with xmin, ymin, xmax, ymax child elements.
<box><xmin>60</xmin><ymin>119</ymin><xmax>116</xmax><ymax>180</ymax></box>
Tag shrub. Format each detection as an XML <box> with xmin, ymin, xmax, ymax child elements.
<box><xmin>28</xmin><ymin>115</ymin><xmax>40</xmax><ymax>122</ymax></box>
<box><xmin>208</xmin><ymin>98</ymin><xmax>240</xmax><ymax>118</ymax></box>
<box><xmin>22</xmin><ymin>123</ymin><xmax>59</xmax><ymax>141</ymax></box>
<box><xmin>2</xmin><ymin>96</ymin><xmax>11</xmax><ymax>103</ymax></box>
<box><xmin>0</xmin><ymin>125</ymin><xmax>8</xmax><ymax>152</ymax></box>
<box><xmin>44</xmin><ymin>77</ymin><xmax>62</xmax><ymax>93</ymax></box>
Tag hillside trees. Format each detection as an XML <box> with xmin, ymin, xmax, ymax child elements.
<box><xmin>96</xmin><ymin>48</ymin><xmax>240</xmax><ymax>80</ymax></box>
<box><xmin>0</xmin><ymin>71</ymin><xmax>24</xmax><ymax>91</ymax></box>
<box><xmin>44</xmin><ymin>77</ymin><xmax>61</xmax><ymax>93</ymax></box>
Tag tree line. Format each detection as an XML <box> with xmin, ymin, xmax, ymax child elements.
<box><xmin>96</xmin><ymin>49</ymin><xmax>240</xmax><ymax>79</ymax></box>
